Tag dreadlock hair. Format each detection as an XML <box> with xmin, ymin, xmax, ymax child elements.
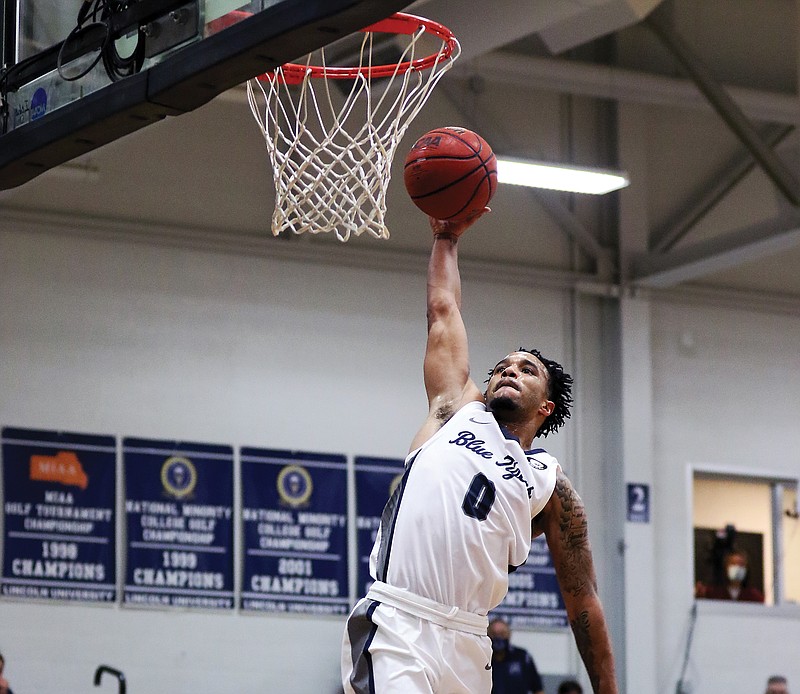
<box><xmin>486</xmin><ymin>348</ymin><xmax>574</xmax><ymax>438</ymax></box>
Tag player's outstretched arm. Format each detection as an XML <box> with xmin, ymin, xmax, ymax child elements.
<box><xmin>536</xmin><ymin>468</ymin><xmax>618</xmax><ymax>694</ymax></box>
<box><xmin>408</xmin><ymin>213</ymin><xmax>487</xmax><ymax>451</ymax></box>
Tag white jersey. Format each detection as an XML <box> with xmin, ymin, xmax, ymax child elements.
<box><xmin>369</xmin><ymin>400</ymin><xmax>559</xmax><ymax>614</ymax></box>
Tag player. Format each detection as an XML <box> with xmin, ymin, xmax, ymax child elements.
<box><xmin>341</xmin><ymin>211</ymin><xmax>618</xmax><ymax>693</ymax></box>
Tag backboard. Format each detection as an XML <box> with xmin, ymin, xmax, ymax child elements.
<box><xmin>0</xmin><ymin>0</ymin><xmax>411</xmax><ymax>190</ymax></box>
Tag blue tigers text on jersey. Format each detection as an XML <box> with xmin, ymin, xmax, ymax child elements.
<box><xmin>369</xmin><ymin>400</ymin><xmax>558</xmax><ymax>614</ymax></box>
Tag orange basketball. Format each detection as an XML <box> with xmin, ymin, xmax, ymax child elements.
<box><xmin>403</xmin><ymin>126</ymin><xmax>497</xmax><ymax>221</ymax></box>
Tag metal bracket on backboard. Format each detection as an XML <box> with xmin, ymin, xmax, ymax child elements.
<box><xmin>143</xmin><ymin>1</ymin><xmax>200</xmax><ymax>60</ymax></box>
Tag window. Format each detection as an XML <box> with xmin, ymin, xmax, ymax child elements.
<box><xmin>693</xmin><ymin>471</ymin><xmax>799</xmax><ymax>606</ymax></box>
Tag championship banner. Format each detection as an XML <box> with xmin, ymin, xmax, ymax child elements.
<box><xmin>354</xmin><ymin>456</ymin><xmax>405</xmax><ymax>600</ymax></box>
<box><xmin>1</xmin><ymin>427</ymin><xmax>116</xmax><ymax>602</ymax></box>
<box><xmin>240</xmin><ymin>448</ymin><xmax>349</xmax><ymax>615</ymax></box>
<box><xmin>123</xmin><ymin>438</ymin><xmax>234</xmax><ymax>610</ymax></box>
<box><xmin>491</xmin><ymin>534</ymin><xmax>568</xmax><ymax>629</ymax></box>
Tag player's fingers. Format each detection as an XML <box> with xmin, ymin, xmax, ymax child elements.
<box><xmin>469</xmin><ymin>206</ymin><xmax>491</xmax><ymax>219</ymax></box>
<box><xmin>429</xmin><ymin>207</ymin><xmax>491</xmax><ymax>237</ymax></box>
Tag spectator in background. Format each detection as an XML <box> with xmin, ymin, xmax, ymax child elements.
<box><xmin>695</xmin><ymin>549</ymin><xmax>764</xmax><ymax>602</ymax></box>
<box><xmin>488</xmin><ymin>617</ymin><xmax>544</xmax><ymax>694</ymax></box>
<box><xmin>558</xmin><ymin>680</ymin><xmax>583</xmax><ymax>694</ymax></box>
<box><xmin>765</xmin><ymin>675</ymin><xmax>790</xmax><ymax>694</ymax></box>
<box><xmin>0</xmin><ymin>651</ymin><xmax>14</xmax><ymax>694</ymax></box>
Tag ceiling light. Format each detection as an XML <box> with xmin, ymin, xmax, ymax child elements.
<box><xmin>496</xmin><ymin>157</ymin><xmax>630</xmax><ymax>195</ymax></box>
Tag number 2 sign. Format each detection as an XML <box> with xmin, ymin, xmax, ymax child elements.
<box><xmin>627</xmin><ymin>483</ymin><xmax>650</xmax><ymax>523</ymax></box>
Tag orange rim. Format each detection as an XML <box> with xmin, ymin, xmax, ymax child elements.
<box><xmin>270</xmin><ymin>12</ymin><xmax>458</xmax><ymax>84</ymax></box>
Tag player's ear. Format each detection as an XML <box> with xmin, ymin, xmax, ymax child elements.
<box><xmin>540</xmin><ymin>400</ymin><xmax>555</xmax><ymax>417</ymax></box>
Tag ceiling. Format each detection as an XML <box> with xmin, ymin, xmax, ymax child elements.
<box><xmin>3</xmin><ymin>0</ymin><xmax>800</xmax><ymax>309</ymax></box>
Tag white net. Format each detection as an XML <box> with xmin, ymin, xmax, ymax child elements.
<box><xmin>246</xmin><ymin>15</ymin><xmax>460</xmax><ymax>242</ymax></box>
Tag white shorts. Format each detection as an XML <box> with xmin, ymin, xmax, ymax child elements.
<box><xmin>341</xmin><ymin>582</ymin><xmax>492</xmax><ymax>694</ymax></box>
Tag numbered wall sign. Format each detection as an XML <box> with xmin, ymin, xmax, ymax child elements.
<box><xmin>123</xmin><ymin>438</ymin><xmax>234</xmax><ymax>610</ymax></box>
<box><xmin>627</xmin><ymin>483</ymin><xmax>650</xmax><ymax>523</ymax></box>
<box><xmin>354</xmin><ymin>456</ymin><xmax>405</xmax><ymax>600</ymax></box>
<box><xmin>240</xmin><ymin>448</ymin><xmax>349</xmax><ymax>615</ymax></box>
<box><xmin>1</xmin><ymin>427</ymin><xmax>117</xmax><ymax>602</ymax></box>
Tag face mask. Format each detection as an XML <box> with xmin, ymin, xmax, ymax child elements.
<box><xmin>727</xmin><ymin>565</ymin><xmax>746</xmax><ymax>582</ymax></box>
<box><xmin>491</xmin><ymin>637</ymin><xmax>509</xmax><ymax>653</ymax></box>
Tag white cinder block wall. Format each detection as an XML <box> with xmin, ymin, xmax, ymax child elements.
<box><xmin>2</xmin><ymin>225</ymin><xmax>800</xmax><ymax>694</ymax></box>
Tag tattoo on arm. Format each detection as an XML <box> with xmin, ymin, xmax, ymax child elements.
<box><xmin>545</xmin><ymin>471</ymin><xmax>616</xmax><ymax>692</ymax></box>
<box><xmin>551</xmin><ymin>471</ymin><xmax>616</xmax><ymax>691</ymax></box>
<box><xmin>554</xmin><ymin>471</ymin><xmax>594</xmax><ymax>597</ymax></box>
<box><xmin>570</xmin><ymin>611</ymin><xmax>599</xmax><ymax>692</ymax></box>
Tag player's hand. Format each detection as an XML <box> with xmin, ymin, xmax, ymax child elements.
<box><xmin>430</xmin><ymin>207</ymin><xmax>491</xmax><ymax>239</ymax></box>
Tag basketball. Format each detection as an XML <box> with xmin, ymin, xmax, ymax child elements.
<box><xmin>403</xmin><ymin>126</ymin><xmax>497</xmax><ymax>221</ymax></box>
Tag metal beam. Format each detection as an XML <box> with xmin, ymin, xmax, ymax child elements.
<box><xmin>644</xmin><ymin>9</ymin><xmax>800</xmax><ymax>207</ymax></box>
<box><xmin>408</xmin><ymin>0</ymin><xmax>578</xmax><ymax>62</ymax></box>
<box><xmin>449</xmin><ymin>54</ymin><xmax>800</xmax><ymax>126</ymax></box>
<box><xmin>537</xmin><ymin>0</ymin><xmax>663</xmax><ymax>54</ymax></box>
<box><xmin>651</xmin><ymin>124</ymin><xmax>795</xmax><ymax>253</ymax></box>
<box><xmin>532</xmin><ymin>188</ymin><xmax>615</xmax><ymax>269</ymax></box>
<box><xmin>633</xmin><ymin>211</ymin><xmax>800</xmax><ymax>287</ymax></box>
<box><xmin>409</xmin><ymin>0</ymin><xmax>660</xmax><ymax>61</ymax></box>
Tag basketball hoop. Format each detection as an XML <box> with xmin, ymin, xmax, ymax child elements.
<box><xmin>246</xmin><ymin>13</ymin><xmax>460</xmax><ymax>242</ymax></box>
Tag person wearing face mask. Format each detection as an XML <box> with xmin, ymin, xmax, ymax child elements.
<box><xmin>765</xmin><ymin>675</ymin><xmax>790</xmax><ymax>694</ymax></box>
<box><xmin>696</xmin><ymin>549</ymin><xmax>764</xmax><ymax>602</ymax></box>
<box><xmin>487</xmin><ymin>618</ymin><xmax>544</xmax><ymax>694</ymax></box>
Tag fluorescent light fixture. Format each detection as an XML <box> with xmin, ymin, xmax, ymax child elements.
<box><xmin>496</xmin><ymin>157</ymin><xmax>630</xmax><ymax>195</ymax></box>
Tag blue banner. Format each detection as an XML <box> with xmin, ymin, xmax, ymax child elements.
<box><xmin>1</xmin><ymin>427</ymin><xmax>116</xmax><ymax>603</ymax></box>
<box><xmin>123</xmin><ymin>438</ymin><xmax>234</xmax><ymax>610</ymax></box>
<box><xmin>491</xmin><ymin>535</ymin><xmax>568</xmax><ymax>629</ymax></box>
<box><xmin>354</xmin><ymin>456</ymin><xmax>405</xmax><ymax>599</ymax></box>
<box><xmin>240</xmin><ymin>448</ymin><xmax>349</xmax><ymax>615</ymax></box>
